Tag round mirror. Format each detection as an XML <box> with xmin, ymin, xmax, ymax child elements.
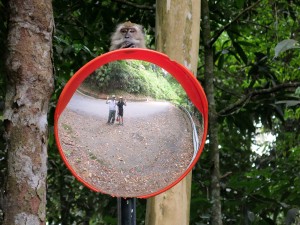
<box><xmin>54</xmin><ymin>48</ymin><xmax>208</xmax><ymax>198</ymax></box>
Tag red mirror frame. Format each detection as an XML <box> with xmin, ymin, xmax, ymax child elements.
<box><xmin>54</xmin><ymin>48</ymin><xmax>208</xmax><ymax>198</ymax></box>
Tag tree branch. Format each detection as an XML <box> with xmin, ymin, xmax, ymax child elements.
<box><xmin>218</xmin><ymin>82</ymin><xmax>300</xmax><ymax>116</ymax></box>
<box><xmin>220</xmin><ymin>171</ymin><xmax>232</xmax><ymax>179</ymax></box>
<box><xmin>112</xmin><ymin>0</ymin><xmax>155</xmax><ymax>10</ymax></box>
<box><xmin>209</xmin><ymin>0</ymin><xmax>261</xmax><ymax>47</ymax></box>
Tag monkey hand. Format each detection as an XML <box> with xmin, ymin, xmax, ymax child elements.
<box><xmin>120</xmin><ymin>41</ymin><xmax>136</xmax><ymax>48</ymax></box>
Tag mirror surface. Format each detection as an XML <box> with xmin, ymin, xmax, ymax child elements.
<box><xmin>57</xmin><ymin>60</ymin><xmax>204</xmax><ymax>197</ymax></box>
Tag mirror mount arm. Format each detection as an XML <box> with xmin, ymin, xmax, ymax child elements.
<box><xmin>118</xmin><ymin>197</ymin><xmax>136</xmax><ymax>225</ymax></box>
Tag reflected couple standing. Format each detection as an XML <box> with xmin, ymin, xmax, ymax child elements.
<box><xmin>106</xmin><ymin>95</ymin><xmax>127</xmax><ymax>125</ymax></box>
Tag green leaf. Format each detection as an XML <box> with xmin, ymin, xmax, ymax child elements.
<box><xmin>295</xmin><ymin>87</ymin><xmax>300</xmax><ymax>96</ymax></box>
<box><xmin>218</xmin><ymin>54</ymin><xmax>224</xmax><ymax>70</ymax></box>
<box><xmin>235</xmin><ymin>0</ymin><xmax>245</xmax><ymax>9</ymax></box>
<box><xmin>274</xmin><ymin>39</ymin><xmax>300</xmax><ymax>58</ymax></box>
<box><xmin>232</xmin><ymin>41</ymin><xmax>248</xmax><ymax>64</ymax></box>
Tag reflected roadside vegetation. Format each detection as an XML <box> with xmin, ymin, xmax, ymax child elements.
<box><xmin>57</xmin><ymin>60</ymin><xmax>204</xmax><ymax>197</ymax></box>
<box><xmin>81</xmin><ymin>60</ymin><xmax>187</xmax><ymax>103</ymax></box>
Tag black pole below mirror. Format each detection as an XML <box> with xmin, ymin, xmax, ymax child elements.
<box><xmin>117</xmin><ymin>197</ymin><xmax>136</xmax><ymax>225</ymax></box>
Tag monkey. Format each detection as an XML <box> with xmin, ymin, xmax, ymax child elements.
<box><xmin>109</xmin><ymin>21</ymin><xmax>146</xmax><ymax>51</ymax></box>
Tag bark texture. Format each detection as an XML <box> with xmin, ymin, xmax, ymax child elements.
<box><xmin>145</xmin><ymin>0</ymin><xmax>201</xmax><ymax>224</ymax></box>
<box><xmin>155</xmin><ymin>0</ymin><xmax>201</xmax><ymax>75</ymax></box>
<box><xmin>202</xmin><ymin>0</ymin><xmax>223</xmax><ymax>224</ymax></box>
<box><xmin>3</xmin><ymin>0</ymin><xmax>54</xmax><ymax>224</ymax></box>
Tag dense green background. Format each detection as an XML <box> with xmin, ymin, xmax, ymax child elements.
<box><xmin>0</xmin><ymin>0</ymin><xmax>299</xmax><ymax>224</ymax></box>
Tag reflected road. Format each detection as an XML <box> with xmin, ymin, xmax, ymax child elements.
<box><xmin>67</xmin><ymin>92</ymin><xmax>172</xmax><ymax>118</ymax></box>
<box><xmin>58</xmin><ymin>91</ymin><xmax>194</xmax><ymax>197</ymax></box>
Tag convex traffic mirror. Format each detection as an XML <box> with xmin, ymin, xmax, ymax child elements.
<box><xmin>54</xmin><ymin>48</ymin><xmax>208</xmax><ymax>198</ymax></box>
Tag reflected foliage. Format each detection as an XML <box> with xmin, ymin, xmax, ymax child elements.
<box><xmin>82</xmin><ymin>60</ymin><xmax>184</xmax><ymax>101</ymax></box>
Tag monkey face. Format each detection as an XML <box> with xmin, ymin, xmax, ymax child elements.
<box><xmin>119</xmin><ymin>28</ymin><xmax>139</xmax><ymax>48</ymax></box>
<box><xmin>110</xmin><ymin>22</ymin><xmax>146</xmax><ymax>51</ymax></box>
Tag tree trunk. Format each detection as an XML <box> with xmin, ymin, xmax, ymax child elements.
<box><xmin>201</xmin><ymin>0</ymin><xmax>223</xmax><ymax>224</ymax></box>
<box><xmin>3</xmin><ymin>0</ymin><xmax>54</xmax><ymax>224</ymax></box>
<box><xmin>155</xmin><ymin>0</ymin><xmax>200</xmax><ymax>75</ymax></box>
<box><xmin>145</xmin><ymin>1</ymin><xmax>200</xmax><ymax>225</ymax></box>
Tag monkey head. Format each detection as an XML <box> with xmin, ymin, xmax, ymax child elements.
<box><xmin>109</xmin><ymin>21</ymin><xmax>146</xmax><ymax>51</ymax></box>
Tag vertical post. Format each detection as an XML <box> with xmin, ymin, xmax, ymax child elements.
<box><xmin>118</xmin><ymin>197</ymin><xmax>136</xmax><ymax>225</ymax></box>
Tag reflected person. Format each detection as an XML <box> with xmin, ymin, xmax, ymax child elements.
<box><xmin>117</xmin><ymin>96</ymin><xmax>126</xmax><ymax>125</ymax></box>
<box><xmin>106</xmin><ymin>95</ymin><xmax>117</xmax><ymax>124</ymax></box>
